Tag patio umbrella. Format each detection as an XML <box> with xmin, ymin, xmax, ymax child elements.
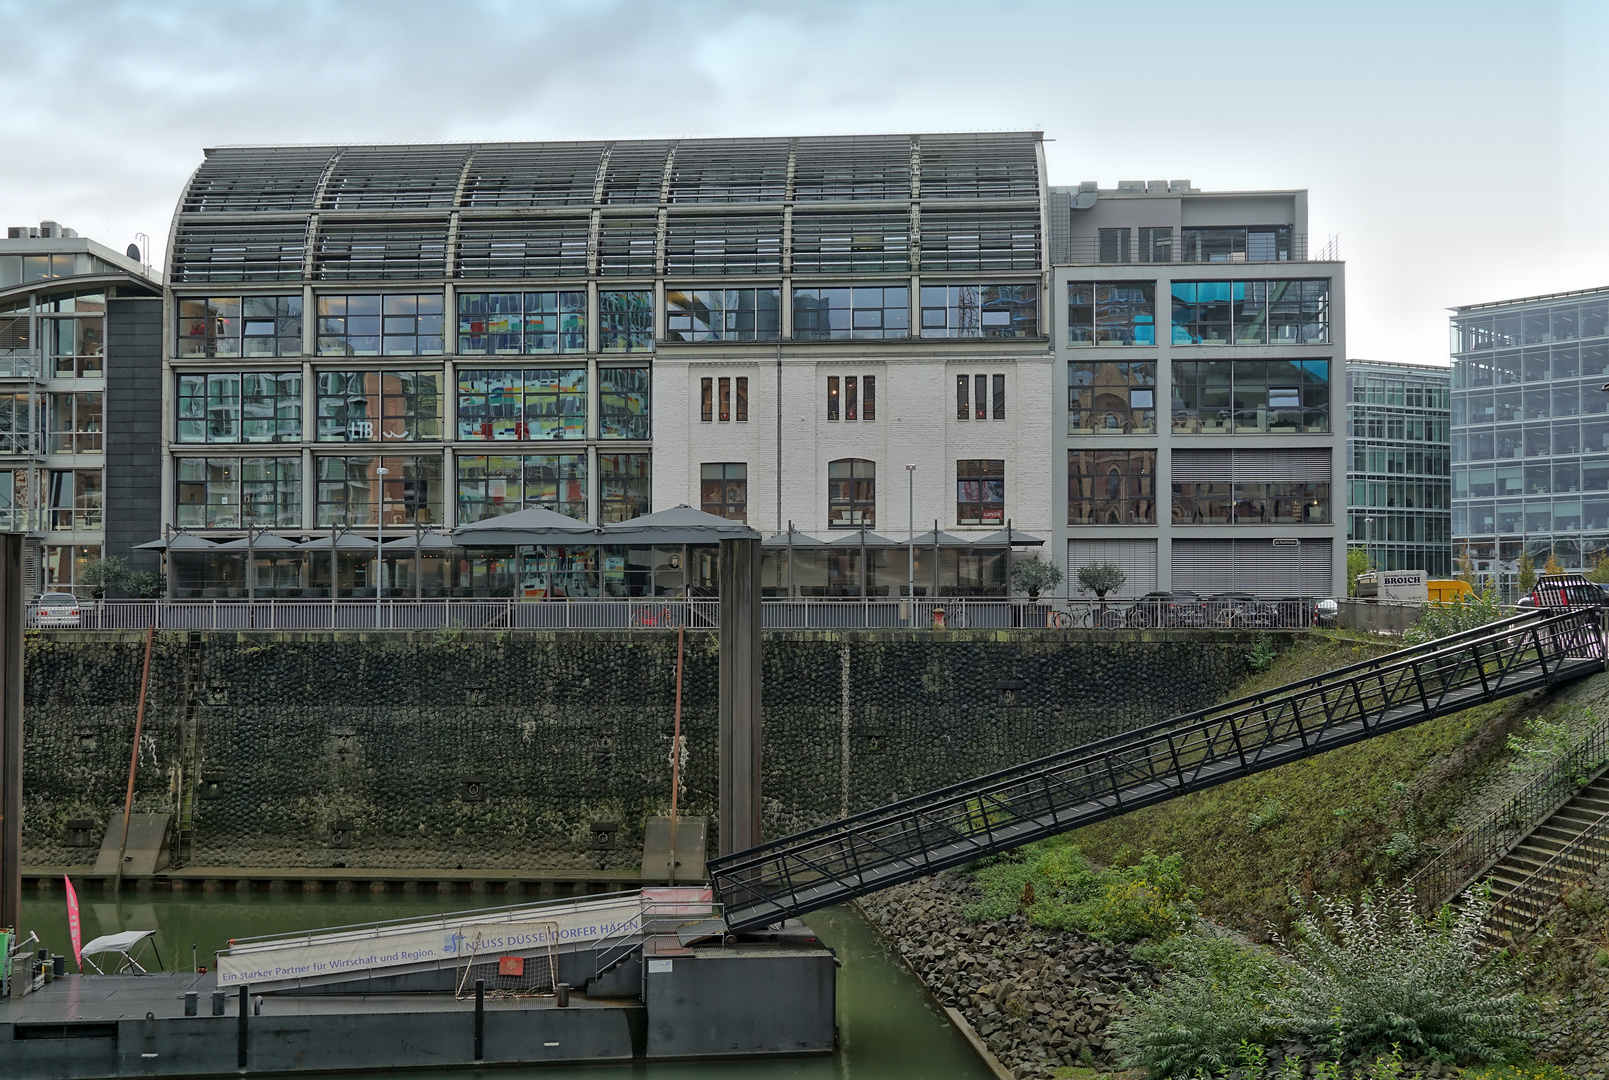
<box><xmin>598</xmin><ymin>504</ymin><xmax>759</xmax><ymax>546</ymax></box>
<box><xmin>452</xmin><ymin>506</ymin><xmax>597</xmax><ymax>547</ymax></box>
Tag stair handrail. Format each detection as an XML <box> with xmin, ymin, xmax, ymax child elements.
<box><xmin>589</xmin><ymin>894</ymin><xmax>723</xmax><ymax>983</ymax></box>
<box><xmin>712</xmin><ymin>609</ymin><xmax>1604</xmax><ymax>927</ymax></box>
<box><xmin>716</xmin><ymin>609</ymin><xmax>1566</xmax><ymax>866</ymax></box>
<box><xmin>1407</xmin><ymin>710</ymin><xmax>1609</xmax><ymax>914</ymax></box>
<box><xmin>1483</xmin><ymin>806</ymin><xmax>1609</xmax><ymax>945</ymax></box>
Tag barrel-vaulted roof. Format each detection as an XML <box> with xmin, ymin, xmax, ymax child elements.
<box><xmin>167</xmin><ymin>133</ymin><xmax>1046</xmax><ymax>285</ymax></box>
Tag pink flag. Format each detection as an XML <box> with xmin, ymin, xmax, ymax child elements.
<box><xmin>64</xmin><ymin>876</ymin><xmax>82</xmax><ymax>970</ymax></box>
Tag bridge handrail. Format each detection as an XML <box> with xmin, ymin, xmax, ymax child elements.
<box><xmin>1408</xmin><ymin>711</ymin><xmax>1609</xmax><ymax>913</ymax></box>
<box><xmin>711</xmin><ymin>610</ymin><xmax>1564</xmax><ymax>868</ymax></box>
<box><xmin>709</xmin><ymin>609</ymin><xmax>1604</xmax><ymax>928</ymax></box>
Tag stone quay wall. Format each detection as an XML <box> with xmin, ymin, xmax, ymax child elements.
<box><xmin>21</xmin><ymin>629</ymin><xmax>1261</xmax><ymax>871</ymax></box>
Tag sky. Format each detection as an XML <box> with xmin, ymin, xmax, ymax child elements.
<box><xmin>2</xmin><ymin>0</ymin><xmax>1604</xmax><ymax>364</ymax></box>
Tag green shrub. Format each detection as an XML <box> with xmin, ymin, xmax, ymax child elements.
<box><xmin>1109</xmin><ymin>932</ymin><xmax>1289</xmax><ymax>1079</ymax></box>
<box><xmin>1505</xmin><ymin>714</ymin><xmax>1578</xmax><ymax>773</ymax></box>
<box><xmin>1276</xmin><ymin>886</ymin><xmax>1528</xmax><ymax>1059</ymax></box>
<box><xmin>1402</xmin><ymin>589</ymin><xmax>1503</xmax><ymax>645</ymax></box>
<box><xmin>962</xmin><ymin>844</ymin><xmax>1195</xmax><ymax>943</ymax></box>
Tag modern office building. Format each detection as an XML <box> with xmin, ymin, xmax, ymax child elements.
<box><xmin>1345</xmin><ymin>359</ymin><xmax>1452</xmax><ymax>577</ymax></box>
<box><xmin>0</xmin><ymin>221</ymin><xmax>163</xmax><ymax>594</ymax></box>
<box><xmin>1450</xmin><ymin>286</ymin><xmax>1609</xmax><ymax>590</ymax></box>
<box><xmin>161</xmin><ymin>135</ymin><xmax>1051</xmax><ymax>598</ymax></box>
<box><xmin>1048</xmin><ymin>181</ymin><xmax>1346</xmax><ymax>598</ymax></box>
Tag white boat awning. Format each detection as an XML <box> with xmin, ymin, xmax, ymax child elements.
<box><xmin>81</xmin><ymin>929</ymin><xmax>155</xmax><ymax>957</ymax></box>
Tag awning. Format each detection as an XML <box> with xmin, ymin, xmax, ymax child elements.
<box><xmin>134</xmin><ymin>533</ymin><xmax>218</xmax><ymax>552</ymax></box>
<box><xmin>827</xmin><ymin>529</ymin><xmax>904</xmax><ymax>548</ymax></box>
<box><xmin>382</xmin><ymin>531</ymin><xmax>458</xmax><ymax>550</ymax></box>
<box><xmin>970</xmin><ymin>528</ymin><xmax>1046</xmax><ymax>547</ymax></box>
<box><xmin>762</xmin><ymin>528</ymin><xmax>830</xmax><ymax>548</ymax></box>
<box><xmin>295</xmin><ymin>532</ymin><xmax>378</xmax><ymax>552</ymax></box>
<box><xmin>452</xmin><ymin>506</ymin><xmax>597</xmax><ymax>547</ymax></box>
<box><xmin>907</xmin><ymin>529</ymin><xmax>978</xmax><ymax>548</ymax></box>
<box><xmin>213</xmin><ymin>534</ymin><xmax>301</xmax><ymax>551</ymax></box>
<box><xmin>81</xmin><ymin>929</ymin><xmax>155</xmax><ymax>959</ymax></box>
<box><xmin>599</xmin><ymin>504</ymin><xmax>760</xmax><ymax>546</ymax></box>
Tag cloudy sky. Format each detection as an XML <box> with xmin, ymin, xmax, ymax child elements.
<box><xmin>3</xmin><ymin>0</ymin><xmax>1604</xmax><ymax>363</ymax></box>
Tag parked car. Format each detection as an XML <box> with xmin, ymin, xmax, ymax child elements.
<box><xmin>29</xmin><ymin>592</ymin><xmax>82</xmax><ymax>628</ymax></box>
<box><xmin>1523</xmin><ymin>574</ymin><xmax>1609</xmax><ymax>611</ymax></box>
<box><xmin>1205</xmin><ymin>593</ymin><xmax>1276</xmax><ymax>628</ymax></box>
<box><xmin>1124</xmin><ymin>591</ymin><xmax>1206</xmax><ymax>628</ymax></box>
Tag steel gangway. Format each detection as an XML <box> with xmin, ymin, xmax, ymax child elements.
<box><xmin>709</xmin><ymin>607</ymin><xmax>1609</xmax><ymax>932</ymax></box>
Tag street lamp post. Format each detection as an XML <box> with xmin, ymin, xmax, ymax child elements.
<box><xmin>1365</xmin><ymin>516</ymin><xmax>1375</xmax><ymax>576</ymax></box>
<box><xmin>906</xmin><ymin>464</ymin><xmax>916</xmax><ymax>620</ymax></box>
<box><xmin>375</xmin><ymin>466</ymin><xmax>389</xmax><ymax>628</ymax></box>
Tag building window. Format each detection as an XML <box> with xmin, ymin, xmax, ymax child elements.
<box><xmin>1172</xmin><ymin>480</ymin><xmax>1330</xmax><ymax>525</ymax></box>
<box><xmin>316</xmin><ymin>294</ymin><xmax>444</xmax><ymax>356</ymax></box>
<box><xmin>457</xmin><ymin>368</ymin><xmax>586</xmax><ymax>441</ymax></box>
<box><xmin>793</xmin><ymin>286</ymin><xmax>909</xmax><ymax>340</ymax></box>
<box><xmin>44</xmin><ymin>313</ymin><xmax>104</xmax><ymax>377</ymax></box>
<box><xmin>957</xmin><ymin>459</ymin><xmax>1005</xmax><ymax>525</ymax></box>
<box><xmin>457</xmin><ymin>291</ymin><xmax>586</xmax><ymax>354</ymax></box>
<box><xmin>1170</xmin><ymin>280</ymin><xmax>1329</xmax><ymax>345</ymax></box>
<box><xmin>1068</xmin><ymin>449</ymin><xmax>1156</xmax><ymax>525</ymax></box>
<box><xmin>700</xmin><ymin>463</ymin><xmax>748</xmax><ymax>521</ymax></box>
<box><xmin>46</xmin><ymin>468</ymin><xmax>101</xmax><ymax>530</ymax></box>
<box><xmin>176</xmin><ymin>456</ymin><xmax>301</xmax><ymax>528</ymax></box>
<box><xmin>1067</xmin><ymin>283</ymin><xmax>1156</xmax><ymax>346</ymax></box>
<box><xmin>828</xmin><ymin>458</ymin><xmax>875</xmax><ymax>528</ymax></box>
<box><xmin>600</xmin><ymin>290</ymin><xmax>653</xmax><ymax>352</ymax></box>
<box><xmin>48</xmin><ymin>392</ymin><xmax>102</xmax><ymax>454</ymax></box>
<box><xmin>1139</xmin><ymin>227</ymin><xmax>1172</xmax><ymax>263</ymax></box>
<box><xmin>457</xmin><ymin>454</ymin><xmax>587</xmax><ymax>523</ymax></box>
<box><xmin>315</xmin><ymin>370</ymin><xmax>442</xmax><ymax>442</ymax></box>
<box><xmin>599</xmin><ymin>452</ymin><xmax>651</xmax><ymax>523</ymax></box>
<box><xmin>702</xmin><ymin>376</ymin><xmax>749</xmax><ymax>423</ymax></box>
<box><xmin>316</xmin><ymin>454</ymin><xmax>442</xmax><ymax>526</ymax></box>
<box><xmin>0</xmin><ymin>469</ymin><xmax>28</xmax><ymax>530</ymax></box>
<box><xmin>44</xmin><ymin>544</ymin><xmax>100</xmax><ymax>590</ymax></box>
<box><xmin>956</xmin><ymin>374</ymin><xmax>1006</xmax><ymax>420</ymax></box>
<box><xmin>1179</xmin><ymin>226</ymin><xmax>1292</xmax><ymax>263</ymax></box>
<box><xmin>0</xmin><ymin>392</ymin><xmax>37</xmax><ymax>454</ymax></box>
<box><xmin>666</xmin><ymin>289</ymin><xmax>780</xmax><ymax>341</ymax></box>
<box><xmin>920</xmin><ymin>284</ymin><xmax>1038</xmax><ymax>338</ymax></box>
<box><xmin>601</xmin><ymin>366</ymin><xmax>651</xmax><ymax>438</ymax></box>
<box><xmin>1098</xmin><ymin>228</ymin><xmax>1131</xmax><ymax>264</ymax></box>
<box><xmin>178</xmin><ymin>295</ymin><xmax>303</xmax><ymax>357</ymax></box>
<box><xmin>176</xmin><ymin>372</ymin><xmax>303</xmax><ymax>443</ymax></box>
<box><xmin>1069</xmin><ymin>361</ymin><xmax>1156</xmax><ymax>434</ymax></box>
<box><xmin>1171</xmin><ymin>359</ymin><xmax>1329</xmax><ymax>433</ymax></box>
<box><xmin>828</xmin><ymin>375</ymin><xmax>875</xmax><ymax>421</ymax></box>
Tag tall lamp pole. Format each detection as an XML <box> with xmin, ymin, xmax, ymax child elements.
<box><xmin>1364</xmin><ymin>516</ymin><xmax>1375</xmax><ymax>575</ymax></box>
<box><xmin>375</xmin><ymin>466</ymin><xmax>389</xmax><ymax>627</ymax></box>
<box><xmin>906</xmin><ymin>464</ymin><xmax>916</xmax><ymax>617</ymax></box>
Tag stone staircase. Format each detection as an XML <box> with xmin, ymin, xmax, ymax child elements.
<box><xmin>1484</xmin><ymin>771</ymin><xmax>1609</xmax><ymax>941</ymax></box>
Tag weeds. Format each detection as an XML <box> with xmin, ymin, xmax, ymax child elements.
<box><xmin>1248</xmin><ymin>632</ymin><xmax>1277</xmax><ymax>673</ymax></box>
<box><xmin>961</xmin><ymin>843</ymin><xmax>1196</xmax><ymax>943</ymax></box>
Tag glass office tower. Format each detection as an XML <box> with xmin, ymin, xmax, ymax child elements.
<box><xmin>1450</xmin><ymin>286</ymin><xmax>1609</xmax><ymax>593</ymax></box>
<box><xmin>1345</xmin><ymin>359</ymin><xmax>1451</xmax><ymax>577</ymax></box>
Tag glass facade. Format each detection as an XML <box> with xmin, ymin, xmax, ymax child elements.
<box><xmin>1170</xmin><ymin>280</ymin><xmax>1329</xmax><ymax>345</ymax></box>
<box><xmin>457</xmin><ymin>454</ymin><xmax>587</xmax><ymax>522</ymax></box>
<box><xmin>1068</xmin><ymin>360</ymin><xmax>1155</xmax><ymax>434</ymax></box>
<box><xmin>1171</xmin><ymin>359</ymin><xmax>1330</xmax><ymax>434</ymax></box>
<box><xmin>1451</xmin><ymin>288</ymin><xmax>1609</xmax><ymax>588</ymax></box>
<box><xmin>1346</xmin><ymin>361</ymin><xmax>1452</xmax><ymax>578</ymax></box>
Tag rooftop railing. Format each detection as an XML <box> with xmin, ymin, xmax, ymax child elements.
<box><xmin>1062</xmin><ymin>233</ymin><xmax>1324</xmax><ymax>265</ymax></box>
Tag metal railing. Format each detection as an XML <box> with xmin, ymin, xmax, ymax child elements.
<box><xmin>40</xmin><ymin>596</ymin><xmax>1335</xmax><ymax>633</ymax></box>
<box><xmin>1407</xmin><ymin>711</ymin><xmax>1609</xmax><ymax>914</ymax></box>
<box><xmin>1062</xmin><ymin>233</ymin><xmax>1313</xmax><ymax>265</ymax></box>
<box><xmin>589</xmin><ymin>893</ymin><xmax>722</xmax><ymax>986</ymax></box>
<box><xmin>1485</xmin><ymin>808</ymin><xmax>1609</xmax><ymax>944</ymax></box>
<box><xmin>709</xmin><ymin>609</ymin><xmax>1605</xmax><ymax>931</ymax></box>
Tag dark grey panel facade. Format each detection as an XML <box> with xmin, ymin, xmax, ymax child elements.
<box><xmin>106</xmin><ymin>297</ymin><xmax>164</xmax><ymax>569</ymax></box>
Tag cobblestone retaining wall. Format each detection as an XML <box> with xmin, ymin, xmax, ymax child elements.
<box><xmin>22</xmin><ymin>629</ymin><xmax>1260</xmax><ymax>870</ymax></box>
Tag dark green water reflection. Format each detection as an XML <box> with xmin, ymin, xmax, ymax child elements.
<box><xmin>21</xmin><ymin>890</ymin><xmax>989</xmax><ymax>1079</ymax></box>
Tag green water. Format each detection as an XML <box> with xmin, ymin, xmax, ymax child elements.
<box><xmin>19</xmin><ymin>890</ymin><xmax>991</xmax><ymax>1080</ymax></box>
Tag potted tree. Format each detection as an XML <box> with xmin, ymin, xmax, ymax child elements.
<box><xmin>1009</xmin><ymin>554</ymin><xmax>1064</xmax><ymax>627</ymax></box>
<box><xmin>1075</xmin><ymin>562</ymin><xmax>1127</xmax><ymax>628</ymax></box>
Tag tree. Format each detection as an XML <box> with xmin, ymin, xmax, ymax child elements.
<box><xmin>1517</xmin><ymin>549</ymin><xmax>1537</xmax><ymax>595</ymax></box>
<box><xmin>78</xmin><ymin>557</ymin><xmax>128</xmax><ymax>600</ymax></box>
<box><xmin>1543</xmin><ymin>553</ymin><xmax>1564</xmax><ymax>576</ymax></box>
<box><xmin>1455</xmin><ymin>543</ymin><xmax>1479</xmax><ymax>587</ymax></box>
<box><xmin>1586</xmin><ymin>550</ymin><xmax>1609</xmax><ymax>585</ymax></box>
<box><xmin>1075</xmin><ymin>562</ymin><xmax>1127</xmax><ymax>603</ymax></box>
<box><xmin>1346</xmin><ymin>546</ymin><xmax>1370</xmax><ymax>596</ymax></box>
<box><xmin>1009</xmin><ymin>554</ymin><xmax>1063</xmax><ymax>604</ymax></box>
<box><xmin>125</xmin><ymin>570</ymin><xmax>166</xmax><ymax>599</ymax></box>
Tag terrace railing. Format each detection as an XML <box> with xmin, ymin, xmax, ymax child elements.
<box><xmin>709</xmin><ymin>608</ymin><xmax>1605</xmax><ymax>932</ymax></box>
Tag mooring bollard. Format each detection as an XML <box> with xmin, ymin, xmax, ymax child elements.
<box><xmin>184</xmin><ymin>991</ymin><xmax>197</xmax><ymax>1017</ymax></box>
<box><xmin>556</xmin><ymin>982</ymin><xmax>570</xmax><ymax>1008</ymax></box>
<box><xmin>473</xmin><ymin>979</ymin><xmax>485</xmax><ymax>1061</ymax></box>
<box><xmin>210</xmin><ymin>989</ymin><xmax>225</xmax><ymax>1016</ymax></box>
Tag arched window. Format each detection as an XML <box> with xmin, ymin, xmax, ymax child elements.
<box><xmin>828</xmin><ymin>459</ymin><xmax>875</xmax><ymax>528</ymax></box>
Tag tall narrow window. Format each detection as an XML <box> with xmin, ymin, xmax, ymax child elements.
<box><xmin>735</xmin><ymin>377</ymin><xmax>748</xmax><ymax>422</ymax></box>
<box><xmin>974</xmin><ymin>375</ymin><xmax>987</xmax><ymax>420</ymax></box>
<box><xmin>957</xmin><ymin>375</ymin><xmax>969</xmax><ymax>420</ymax></box>
<box><xmin>700</xmin><ymin>377</ymin><xmax>713</xmax><ymax>422</ymax></box>
<box><xmin>862</xmin><ymin>376</ymin><xmax>874</xmax><ymax>421</ymax></box>
<box><xmin>846</xmin><ymin>376</ymin><xmax>858</xmax><ymax>420</ymax></box>
<box><xmin>719</xmin><ymin>377</ymin><xmax>731</xmax><ymax>422</ymax></box>
<box><xmin>992</xmin><ymin>374</ymin><xmax>1006</xmax><ymax>420</ymax></box>
<box><xmin>827</xmin><ymin>376</ymin><xmax>840</xmax><ymax>420</ymax></box>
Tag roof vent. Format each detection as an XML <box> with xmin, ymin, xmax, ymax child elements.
<box><xmin>1168</xmin><ymin>179</ymin><xmax>1196</xmax><ymax>193</ymax></box>
<box><xmin>1147</xmin><ymin>180</ymin><xmax>1167</xmax><ymax>193</ymax></box>
<box><xmin>1116</xmin><ymin>180</ymin><xmax>1145</xmax><ymax>193</ymax></box>
<box><xmin>39</xmin><ymin>220</ymin><xmax>61</xmax><ymax>238</ymax></box>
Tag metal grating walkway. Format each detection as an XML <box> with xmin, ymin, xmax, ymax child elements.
<box><xmin>710</xmin><ymin>609</ymin><xmax>1607</xmax><ymax>931</ymax></box>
